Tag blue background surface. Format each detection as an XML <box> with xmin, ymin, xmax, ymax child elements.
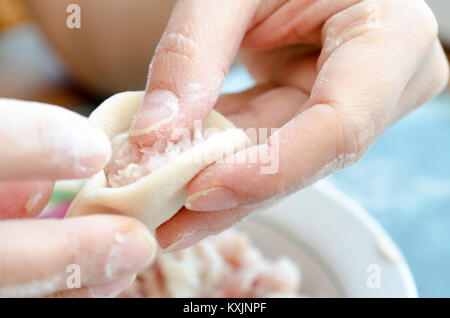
<box><xmin>224</xmin><ymin>66</ymin><xmax>450</xmax><ymax>297</ymax></box>
<box><xmin>328</xmin><ymin>94</ymin><xmax>450</xmax><ymax>297</ymax></box>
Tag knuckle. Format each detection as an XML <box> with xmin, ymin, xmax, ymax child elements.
<box><xmin>325</xmin><ymin>102</ymin><xmax>374</xmax><ymax>168</ymax></box>
<box><xmin>400</xmin><ymin>0</ymin><xmax>439</xmax><ymax>41</ymax></box>
<box><xmin>322</xmin><ymin>1</ymin><xmax>386</xmax><ymax>53</ymax></box>
<box><xmin>324</xmin><ymin>0</ymin><xmax>439</xmax><ymax>45</ymax></box>
<box><xmin>157</xmin><ymin>28</ymin><xmax>201</xmax><ymax>61</ymax></box>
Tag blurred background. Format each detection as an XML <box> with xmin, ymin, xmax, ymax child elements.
<box><xmin>0</xmin><ymin>0</ymin><xmax>449</xmax><ymax>297</ymax></box>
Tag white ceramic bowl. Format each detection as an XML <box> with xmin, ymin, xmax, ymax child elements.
<box><xmin>237</xmin><ymin>180</ymin><xmax>417</xmax><ymax>298</ymax></box>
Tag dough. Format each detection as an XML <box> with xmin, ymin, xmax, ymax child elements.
<box><xmin>66</xmin><ymin>91</ymin><xmax>250</xmax><ymax>231</ymax></box>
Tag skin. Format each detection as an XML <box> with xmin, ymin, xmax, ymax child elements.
<box><xmin>0</xmin><ymin>99</ymin><xmax>156</xmax><ymax>297</ymax></box>
<box><xmin>125</xmin><ymin>0</ymin><xmax>449</xmax><ymax>249</ymax></box>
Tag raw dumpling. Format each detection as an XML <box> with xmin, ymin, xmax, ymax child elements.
<box><xmin>66</xmin><ymin>91</ymin><xmax>250</xmax><ymax>231</ymax></box>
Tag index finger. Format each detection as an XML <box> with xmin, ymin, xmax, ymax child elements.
<box><xmin>0</xmin><ymin>99</ymin><xmax>111</xmax><ymax>180</ymax></box>
<box><xmin>129</xmin><ymin>0</ymin><xmax>260</xmax><ymax>146</ymax></box>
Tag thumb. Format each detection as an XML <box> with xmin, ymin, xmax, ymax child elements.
<box><xmin>129</xmin><ymin>0</ymin><xmax>260</xmax><ymax>146</ymax></box>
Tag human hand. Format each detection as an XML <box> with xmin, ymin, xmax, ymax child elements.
<box><xmin>0</xmin><ymin>99</ymin><xmax>156</xmax><ymax>297</ymax></box>
<box><xmin>129</xmin><ymin>0</ymin><xmax>449</xmax><ymax>250</ymax></box>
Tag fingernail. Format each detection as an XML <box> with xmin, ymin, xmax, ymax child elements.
<box><xmin>78</xmin><ymin>125</ymin><xmax>111</xmax><ymax>174</ymax></box>
<box><xmin>185</xmin><ymin>187</ymin><xmax>239</xmax><ymax>212</ymax></box>
<box><xmin>105</xmin><ymin>230</ymin><xmax>156</xmax><ymax>278</ymax></box>
<box><xmin>89</xmin><ymin>274</ymin><xmax>136</xmax><ymax>298</ymax></box>
<box><xmin>163</xmin><ymin>230</ymin><xmax>211</xmax><ymax>253</ymax></box>
<box><xmin>129</xmin><ymin>89</ymin><xmax>179</xmax><ymax>136</ymax></box>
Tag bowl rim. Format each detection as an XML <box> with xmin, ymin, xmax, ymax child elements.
<box><xmin>251</xmin><ymin>180</ymin><xmax>418</xmax><ymax>298</ymax></box>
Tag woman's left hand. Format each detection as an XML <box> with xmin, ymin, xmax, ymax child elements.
<box><xmin>0</xmin><ymin>99</ymin><xmax>156</xmax><ymax>298</ymax></box>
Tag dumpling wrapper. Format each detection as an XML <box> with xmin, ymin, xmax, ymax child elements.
<box><xmin>66</xmin><ymin>91</ymin><xmax>250</xmax><ymax>231</ymax></box>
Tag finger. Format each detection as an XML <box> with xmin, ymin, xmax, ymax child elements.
<box><xmin>270</xmin><ymin>53</ymin><xmax>318</xmax><ymax>93</ymax></box>
<box><xmin>0</xmin><ymin>181</ymin><xmax>54</xmax><ymax>219</ymax></box>
<box><xmin>214</xmin><ymin>84</ymin><xmax>308</xmax><ymax>133</ymax></box>
<box><xmin>0</xmin><ymin>215</ymin><xmax>156</xmax><ymax>297</ymax></box>
<box><xmin>129</xmin><ymin>0</ymin><xmax>260</xmax><ymax>146</ymax></box>
<box><xmin>239</xmin><ymin>45</ymin><xmax>319</xmax><ymax>86</ymax></box>
<box><xmin>48</xmin><ymin>274</ymin><xmax>136</xmax><ymax>298</ymax></box>
<box><xmin>242</xmin><ymin>0</ymin><xmax>359</xmax><ymax>49</ymax></box>
<box><xmin>160</xmin><ymin>0</ymin><xmax>445</xmax><ymax>248</ymax></box>
<box><xmin>214</xmin><ymin>84</ymin><xmax>275</xmax><ymax>115</ymax></box>
<box><xmin>161</xmin><ymin>105</ymin><xmax>339</xmax><ymax>250</ymax></box>
<box><xmin>156</xmin><ymin>207</ymin><xmax>252</xmax><ymax>251</ymax></box>
<box><xmin>0</xmin><ymin>99</ymin><xmax>111</xmax><ymax>180</ymax></box>
<box><xmin>226</xmin><ymin>86</ymin><xmax>309</xmax><ymax>133</ymax></box>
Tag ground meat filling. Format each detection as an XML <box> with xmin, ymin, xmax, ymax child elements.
<box><xmin>105</xmin><ymin>129</ymin><xmax>205</xmax><ymax>188</ymax></box>
<box><xmin>119</xmin><ymin>230</ymin><xmax>302</xmax><ymax>298</ymax></box>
